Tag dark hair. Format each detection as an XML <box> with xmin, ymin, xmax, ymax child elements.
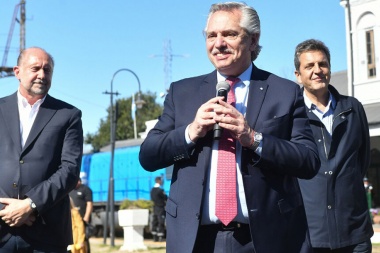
<box><xmin>204</xmin><ymin>2</ymin><xmax>262</xmax><ymax>61</ymax></box>
<box><xmin>294</xmin><ymin>39</ymin><xmax>330</xmax><ymax>71</ymax></box>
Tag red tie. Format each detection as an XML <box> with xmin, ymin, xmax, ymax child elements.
<box><xmin>215</xmin><ymin>77</ymin><xmax>240</xmax><ymax>226</ymax></box>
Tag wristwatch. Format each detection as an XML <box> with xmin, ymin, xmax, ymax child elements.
<box><xmin>250</xmin><ymin>131</ymin><xmax>262</xmax><ymax>151</ymax></box>
<box><xmin>28</xmin><ymin>198</ymin><xmax>37</xmax><ymax>213</ymax></box>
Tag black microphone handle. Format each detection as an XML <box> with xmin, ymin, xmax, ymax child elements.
<box><xmin>213</xmin><ymin>88</ymin><xmax>228</xmax><ymax>140</ymax></box>
<box><xmin>213</xmin><ymin>123</ymin><xmax>223</xmax><ymax>139</ymax></box>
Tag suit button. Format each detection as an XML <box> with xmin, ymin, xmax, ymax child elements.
<box><xmin>12</xmin><ymin>183</ymin><xmax>18</xmax><ymax>188</ymax></box>
<box><xmin>20</xmin><ymin>160</ymin><xmax>24</xmax><ymax>164</ymax></box>
<box><xmin>327</xmin><ymin>205</ymin><xmax>332</xmax><ymax>209</ymax></box>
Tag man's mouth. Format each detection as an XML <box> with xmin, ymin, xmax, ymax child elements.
<box><xmin>33</xmin><ymin>81</ymin><xmax>46</xmax><ymax>85</ymax></box>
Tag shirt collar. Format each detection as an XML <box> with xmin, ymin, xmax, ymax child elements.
<box><xmin>17</xmin><ymin>89</ymin><xmax>46</xmax><ymax>108</ymax></box>
<box><xmin>216</xmin><ymin>63</ymin><xmax>252</xmax><ymax>87</ymax></box>
<box><xmin>303</xmin><ymin>90</ymin><xmax>336</xmax><ymax>112</ymax></box>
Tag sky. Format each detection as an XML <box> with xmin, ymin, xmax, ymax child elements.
<box><xmin>0</xmin><ymin>0</ymin><xmax>348</xmax><ymax>145</ymax></box>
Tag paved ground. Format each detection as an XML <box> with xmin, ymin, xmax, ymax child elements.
<box><xmin>90</xmin><ymin>237</ymin><xmax>166</xmax><ymax>252</ymax></box>
<box><xmin>91</xmin><ymin>225</ymin><xmax>380</xmax><ymax>253</ymax></box>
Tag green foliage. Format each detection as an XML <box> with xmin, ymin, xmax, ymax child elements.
<box><xmin>119</xmin><ymin>199</ymin><xmax>154</xmax><ymax>211</ymax></box>
<box><xmin>84</xmin><ymin>91</ymin><xmax>163</xmax><ymax>152</ymax></box>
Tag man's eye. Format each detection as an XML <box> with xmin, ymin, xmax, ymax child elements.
<box><xmin>207</xmin><ymin>34</ymin><xmax>216</xmax><ymax>39</ymax></box>
<box><xmin>226</xmin><ymin>33</ymin><xmax>238</xmax><ymax>38</ymax></box>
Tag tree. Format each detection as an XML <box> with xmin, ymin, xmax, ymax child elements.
<box><xmin>85</xmin><ymin>91</ymin><xmax>163</xmax><ymax>152</ymax></box>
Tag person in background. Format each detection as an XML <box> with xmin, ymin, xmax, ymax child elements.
<box><xmin>0</xmin><ymin>47</ymin><xmax>83</xmax><ymax>252</ymax></box>
<box><xmin>150</xmin><ymin>176</ymin><xmax>167</xmax><ymax>242</ymax></box>
<box><xmin>69</xmin><ymin>176</ymin><xmax>93</xmax><ymax>253</ymax></box>
<box><xmin>68</xmin><ymin>198</ymin><xmax>87</xmax><ymax>253</ymax></box>
<box><xmin>294</xmin><ymin>39</ymin><xmax>373</xmax><ymax>253</ymax></box>
<box><xmin>139</xmin><ymin>2</ymin><xmax>320</xmax><ymax>253</ymax></box>
<box><xmin>364</xmin><ymin>177</ymin><xmax>374</xmax><ymax>223</ymax></box>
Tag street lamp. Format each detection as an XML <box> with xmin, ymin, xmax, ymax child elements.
<box><xmin>132</xmin><ymin>91</ymin><xmax>145</xmax><ymax>139</ymax></box>
<box><xmin>102</xmin><ymin>68</ymin><xmax>144</xmax><ymax>246</ymax></box>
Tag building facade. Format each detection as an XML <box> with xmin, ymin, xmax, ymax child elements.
<box><xmin>340</xmin><ymin>0</ymin><xmax>380</xmax><ymax>207</ymax></box>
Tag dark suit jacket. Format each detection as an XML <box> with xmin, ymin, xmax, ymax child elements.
<box><xmin>0</xmin><ymin>92</ymin><xmax>83</xmax><ymax>251</ymax></box>
<box><xmin>139</xmin><ymin>65</ymin><xmax>320</xmax><ymax>253</ymax></box>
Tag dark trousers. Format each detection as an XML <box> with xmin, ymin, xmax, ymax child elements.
<box><xmin>193</xmin><ymin>223</ymin><xmax>254</xmax><ymax>253</ymax></box>
<box><xmin>0</xmin><ymin>235</ymin><xmax>66</xmax><ymax>253</ymax></box>
<box><xmin>152</xmin><ymin>206</ymin><xmax>166</xmax><ymax>237</ymax></box>
<box><xmin>313</xmin><ymin>239</ymin><xmax>372</xmax><ymax>253</ymax></box>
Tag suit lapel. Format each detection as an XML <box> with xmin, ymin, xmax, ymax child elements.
<box><xmin>0</xmin><ymin>93</ymin><xmax>22</xmax><ymax>152</ymax></box>
<box><xmin>245</xmin><ymin>65</ymin><xmax>268</xmax><ymax>129</ymax></box>
<box><xmin>198</xmin><ymin>72</ymin><xmax>217</xmax><ymax>181</ymax></box>
<box><xmin>23</xmin><ymin>95</ymin><xmax>57</xmax><ymax>152</ymax></box>
<box><xmin>200</xmin><ymin>71</ymin><xmax>218</xmax><ymax>104</ymax></box>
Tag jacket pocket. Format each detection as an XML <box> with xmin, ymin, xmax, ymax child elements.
<box><xmin>262</xmin><ymin>113</ymin><xmax>290</xmax><ymax>129</ymax></box>
<box><xmin>277</xmin><ymin>193</ymin><xmax>303</xmax><ymax>214</ymax></box>
<box><xmin>165</xmin><ymin>198</ymin><xmax>177</xmax><ymax>218</ymax></box>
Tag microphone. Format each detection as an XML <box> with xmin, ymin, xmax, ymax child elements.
<box><xmin>213</xmin><ymin>81</ymin><xmax>230</xmax><ymax>140</ymax></box>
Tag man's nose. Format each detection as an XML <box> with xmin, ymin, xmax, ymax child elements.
<box><xmin>37</xmin><ymin>69</ymin><xmax>46</xmax><ymax>79</ymax></box>
<box><xmin>214</xmin><ymin>34</ymin><xmax>226</xmax><ymax>48</ymax></box>
<box><xmin>313</xmin><ymin>64</ymin><xmax>322</xmax><ymax>73</ymax></box>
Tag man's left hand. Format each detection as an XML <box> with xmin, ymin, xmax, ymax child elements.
<box><xmin>213</xmin><ymin>99</ymin><xmax>253</xmax><ymax>147</ymax></box>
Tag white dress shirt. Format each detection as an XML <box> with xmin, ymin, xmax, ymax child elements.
<box><xmin>190</xmin><ymin>64</ymin><xmax>254</xmax><ymax>225</ymax></box>
<box><xmin>17</xmin><ymin>90</ymin><xmax>46</xmax><ymax>147</ymax></box>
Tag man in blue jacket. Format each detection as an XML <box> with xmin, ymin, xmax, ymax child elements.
<box><xmin>294</xmin><ymin>39</ymin><xmax>373</xmax><ymax>252</ymax></box>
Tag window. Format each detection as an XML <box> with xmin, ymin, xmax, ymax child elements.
<box><xmin>366</xmin><ymin>29</ymin><xmax>376</xmax><ymax>78</ymax></box>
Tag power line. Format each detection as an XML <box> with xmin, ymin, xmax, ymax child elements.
<box><xmin>50</xmin><ymin>87</ymin><xmax>106</xmax><ymax>109</ymax></box>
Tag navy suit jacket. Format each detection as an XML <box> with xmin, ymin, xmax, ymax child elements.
<box><xmin>0</xmin><ymin>92</ymin><xmax>83</xmax><ymax>251</ymax></box>
<box><xmin>139</xmin><ymin>65</ymin><xmax>320</xmax><ymax>253</ymax></box>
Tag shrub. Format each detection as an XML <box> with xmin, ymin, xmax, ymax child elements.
<box><xmin>119</xmin><ymin>199</ymin><xmax>153</xmax><ymax>211</ymax></box>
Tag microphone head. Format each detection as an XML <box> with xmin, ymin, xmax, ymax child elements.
<box><xmin>216</xmin><ymin>81</ymin><xmax>230</xmax><ymax>92</ymax></box>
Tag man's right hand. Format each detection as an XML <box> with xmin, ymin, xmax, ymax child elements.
<box><xmin>188</xmin><ymin>97</ymin><xmax>222</xmax><ymax>142</ymax></box>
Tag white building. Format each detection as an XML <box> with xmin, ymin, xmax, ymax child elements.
<box><xmin>340</xmin><ymin>0</ymin><xmax>380</xmax><ymax>206</ymax></box>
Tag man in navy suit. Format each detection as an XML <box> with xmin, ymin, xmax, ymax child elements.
<box><xmin>139</xmin><ymin>2</ymin><xmax>320</xmax><ymax>253</ymax></box>
<box><xmin>0</xmin><ymin>47</ymin><xmax>83</xmax><ymax>252</ymax></box>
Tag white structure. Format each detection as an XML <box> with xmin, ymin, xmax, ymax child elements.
<box><xmin>139</xmin><ymin>119</ymin><xmax>158</xmax><ymax>139</ymax></box>
<box><xmin>340</xmin><ymin>0</ymin><xmax>380</xmax><ymax>209</ymax></box>
<box><xmin>340</xmin><ymin>0</ymin><xmax>380</xmax><ymax>134</ymax></box>
<box><xmin>118</xmin><ymin>209</ymin><xmax>149</xmax><ymax>252</ymax></box>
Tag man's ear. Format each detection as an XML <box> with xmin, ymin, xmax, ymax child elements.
<box><xmin>249</xmin><ymin>34</ymin><xmax>259</xmax><ymax>51</ymax></box>
<box><xmin>13</xmin><ymin>66</ymin><xmax>20</xmax><ymax>80</ymax></box>
<box><xmin>294</xmin><ymin>70</ymin><xmax>302</xmax><ymax>84</ymax></box>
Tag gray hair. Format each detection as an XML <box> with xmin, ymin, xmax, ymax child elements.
<box><xmin>204</xmin><ymin>2</ymin><xmax>262</xmax><ymax>61</ymax></box>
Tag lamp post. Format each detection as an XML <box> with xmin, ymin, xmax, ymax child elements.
<box><xmin>102</xmin><ymin>68</ymin><xmax>144</xmax><ymax>246</ymax></box>
<box><xmin>132</xmin><ymin>91</ymin><xmax>145</xmax><ymax>139</ymax></box>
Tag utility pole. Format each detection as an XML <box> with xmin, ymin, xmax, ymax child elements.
<box><xmin>150</xmin><ymin>39</ymin><xmax>188</xmax><ymax>96</ymax></box>
<box><xmin>1</xmin><ymin>0</ymin><xmax>26</xmax><ymax>78</ymax></box>
<box><xmin>20</xmin><ymin>0</ymin><xmax>26</xmax><ymax>51</ymax></box>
